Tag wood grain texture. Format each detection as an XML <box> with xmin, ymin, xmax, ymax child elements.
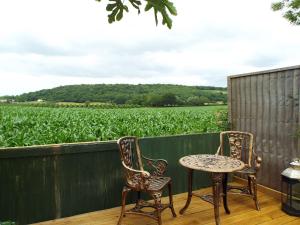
<box><xmin>32</xmin><ymin>183</ymin><xmax>300</xmax><ymax>225</ymax></box>
<box><xmin>0</xmin><ymin>134</ymin><xmax>221</xmax><ymax>224</ymax></box>
<box><xmin>228</xmin><ymin>66</ymin><xmax>300</xmax><ymax>191</ymax></box>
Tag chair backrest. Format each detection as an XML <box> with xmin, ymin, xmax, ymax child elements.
<box><xmin>218</xmin><ymin>131</ymin><xmax>253</xmax><ymax>167</ymax></box>
<box><xmin>117</xmin><ymin>136</ymin><xmax>144</xmax><ymax>171</ymax></box>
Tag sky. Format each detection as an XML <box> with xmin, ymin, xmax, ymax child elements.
<box><xmin>0</xmin><ymin>0</ymin><xmax>299</xmax><ymax>96</ymax></box>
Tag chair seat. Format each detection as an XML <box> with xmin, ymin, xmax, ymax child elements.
<box><xmin>147</xmin><ymin>176</ymin><xmax>171</xmax><ymax>191</ymax></box>
<box><xmin>235</xmin><ymin>166</ymin><xmax>256</xmax><ymax>174</ymax></box>
<box><xmin>127</xmin><ymin>175</ymin><xmax>171</xmax><ymax>192</ymax></box>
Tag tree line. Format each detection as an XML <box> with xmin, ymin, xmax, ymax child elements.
<box><xmin>6</xmin><ymin>84</ymin><xmax>227</xmax><ymax>107</ymax></box>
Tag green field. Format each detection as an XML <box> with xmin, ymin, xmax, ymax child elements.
<box><xmin>0</xmin><ymin>105</ymin><xmax>227</xmax><ymax>147</ymax></box>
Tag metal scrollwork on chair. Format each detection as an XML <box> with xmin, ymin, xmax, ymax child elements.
<box><xmin>216</xmin><ymin>131</ymin><xmax>262</xmax><ymax>210</ymax></box>
<box><xmin>143</xmin><ymin>155</ymin><xmax>168</xmax><ymax>176</ymax></box>
<box><xmin>117</xmin><ymin>136</ymin><xmax>176</xmax><ymax>225</ymax></box>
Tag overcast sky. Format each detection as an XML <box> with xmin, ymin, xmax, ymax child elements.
<box><xmin>0</xmin><ymin>0</ymin><xmax>299</xmax><ymax>96</ymax></box>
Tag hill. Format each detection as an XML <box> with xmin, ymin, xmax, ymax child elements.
<box><xmin>9</xmin><ymin>84</ymin><xmax>227</xmax><ymax>107</ymax></box>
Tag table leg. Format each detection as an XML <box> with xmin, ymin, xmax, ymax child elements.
<box><xmin>212</xmin><ymin>173</ymin><xmax>223</xmax><ymax>225</ymax></box>
<box><xmin>222</xmin><ymin>173</ymin><xmax>230</xmax><ymax>214</ymax></box>
<box><xmin>179</xmin><ymin>168</ymin><xmax>193</xmax><ymax>214</ymax></box>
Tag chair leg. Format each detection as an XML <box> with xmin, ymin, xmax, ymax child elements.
<box><xmin>248</xmin><ymin>176</ymin><xmax>252</xmax><ymax>195</ymax></box>
<box><xmin>250</xmin><ymin>175</ymin><xmax>260</xmax><ymax>211</ymax></box>
<box><xmin>167</xmin><ymin>182</ymin><xmax>177</xmax><ymax>217</ymax></box>
<box><xmin>152</xmin><ymin>192</ymin><xmax>163</xmax><ymax>225</ymax></box>
<box><xmin>137</xmin><ymin>191</ymin><xmax>141</xmax><ymax>205</ymax></box>
<box><xmin>117</xmin><ymin>186</ymin><xmax>130</xmax><ymax>225</ymax></box>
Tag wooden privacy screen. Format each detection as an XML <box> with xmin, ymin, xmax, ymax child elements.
<box><xmin>228</xmin><ymin>65</ymin><xmax>300</xmax><ymax>191</ymax></box>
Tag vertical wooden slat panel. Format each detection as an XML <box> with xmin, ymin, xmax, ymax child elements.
<box><xmin>250</xmin><ymin>75</ymin><xmax>257</xmax><ymax>136</ymax></box>
<box><xmin>256</xmin><ymin>74</ymin><xmax>264</xmax><ymax>185</ymax></box>
<box><xmin>240</xmin><ymin>77</ymin><xmax>246</xmax><ymax>131</ymax></box>
<box><xmin>236</xmin><ymin>78</ymin><xmax>242</xmax><ymax>130</ymax></box>
<box><xmin>292</xmin><ymin>69</ymin><xmax>300</xmax><ymax>159</ymax></box>
<box><xmin>277</xmin><ymin>70</ymin><xmax>286</xmax><ymax>174</ymax></box>
<box><xmin>298</xmin><ymin>69</ymin><xmax>300</xmax><ymax>154</ymax></box>
<box><xmin>269</xmin><ymin>72</ymin><xmax>279</xmax><ymax>189</ymax></box>
<box><xmin>227</xmin><ymin>76</ymin><xmax>232</xmax><ymax>128</ymax></box>
<box><xmin>0</xmin><ymin>156</ymin><xmax>56</xmax><ymax>224</ymax></box>
<box><xmin>244</xmin><ymin>76</ymin><xmax>251</xmax><ymax>131</ymax></box>
<box><xmin>262</xmin><ymin>73</ymin><xmax>271</xmax><ymax>187</ymax></box>
<box><xmin>294</xmin><ymin>69</ymin><xmax>300</xmax><ymax>156</ymax></box>
<box><xmin>250</xmin><ymin>75</ymin><xmax>259</xmax><ymax>178</ymax></box>
<box><xmin>228</xmin><ymin>65</ymin><xmax>300</xmax><ymax>191</ymax></box>
<box><xmin>284</xmin><ymin>70</ymin><xmax>294</xmax><ymax>167</ymax></box>
<box><xmin>230</xmin><ymin>78</ymin><xmax>238</xmax><ymax>130</ymax></box>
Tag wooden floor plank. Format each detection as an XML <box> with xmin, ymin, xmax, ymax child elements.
<box><xmin>32</xmin><ymin>183</ymin><xmax>300</xmax><ymax>225</ymax></box>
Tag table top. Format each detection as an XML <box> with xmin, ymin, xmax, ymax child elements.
<box><xmin>179</xmin><ymin>154</ymin><xmax>245</xmax><ymax>173</ymax></box>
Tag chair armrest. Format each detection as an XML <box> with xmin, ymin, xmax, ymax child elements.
<box><xmin>215</xmin><ymin>146</ymin><xmax>222</xmax><ymax>155</ymax></box>
<box><xmin>121</xmin><ymin>161</ymin><xmax>151</xmax><ymax>189</ymax></box>
<box><xmin>252</xmin><ymin>150</ymin><xmax>262</xmax><ymax>171</ymax></box>
<box><xmin>142</xmin><ymin>155</ymin><xmax>168</xmax><ymax>176</ymax></box>
<box><xmin>121</xmin><ymin>161</ymin><xmax>150</xmax><ymax>177</ymax></box>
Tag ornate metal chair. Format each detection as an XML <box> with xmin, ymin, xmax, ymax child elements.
<box><xmin>117</xmin><ymin>136</ymin><xmax>176</xmax><ymax>225</ymax></box>
<box><xmin>216</xmin><ymin>131</ymin><xmax>262</xmax><ymax>210</ymax></box>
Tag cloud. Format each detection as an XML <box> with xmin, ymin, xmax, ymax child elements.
<box><xmin>0</xmin><ymin>35</ymin><xmax>67</xmax><ymax>56</ymax></box>
<box><xmin>247</xmin><ymin>54</ymin><xmax>283</xmax><ymax>68</ymax></box>
<box><xmin>0</xmin><ymin>0</ymin><xmax>300</xmax><ymax>95</ymax></box>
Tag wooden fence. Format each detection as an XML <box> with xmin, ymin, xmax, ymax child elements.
<box><xmin>0</xmin><ymin>133</ymin><xmax>220</xmax><ymax>225</ymax></box>
<box><xmin>228</xmin><ymin>65</ymin><xmax>300</xmax><ymax>191</ymax></box>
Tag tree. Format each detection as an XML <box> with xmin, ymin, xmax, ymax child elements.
<box><xmin>145</xmin><ymin>94</ymin><xmax>162</xmax><ymax>106</ymax></box>
<box><xmin>145</xmin><ymin>93</ymin><xmax>177</xmax><ymax>106</ymax></box>
<box><xmin>95</xmin><ymin>0</ymin><xmax>177</xmax><ymax>29</ymax></box>
<box><xmin>160</xmin><ymin>93</ymin><xmax>177</xmax><ymax>106</ymax></box>
<box><xmin>186</xmin><ymin>96</ymin><xmax>209</xmax><ymax>106</ymax></box>
<box><xmin>272</xmin><ymin>0</ymin><xmax>300</xmax><ymax>25</ymax></box>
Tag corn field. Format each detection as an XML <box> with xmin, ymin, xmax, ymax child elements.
<box><xmin>0</xmin><ymin>105</ymin><xmax>228</xmax><ymax>147</ymax></box>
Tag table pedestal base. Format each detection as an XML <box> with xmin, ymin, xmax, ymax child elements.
<box><xmin>180</xmin><ymin>169</ymin><xmax>229</xmax><ymax>225</ymax></box>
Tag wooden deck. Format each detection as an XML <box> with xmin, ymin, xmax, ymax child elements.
<box><xmin>33</xmin><ymin>183</ymin><xmax>300</xmax><ymax>225</ymax></box>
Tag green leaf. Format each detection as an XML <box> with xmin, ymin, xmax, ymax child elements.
<box><xmin>129</xmin><ymin>0</ymin><xmax>142</xmax><ymax>13</ymax></box>
<box><xmin>284</xmin><ymin>10</ymin><xmax>298</xmax><ymax>23</ymax></box>
<box><xmin>163</xmin><ymin>0</ymin><xmax>177</xmax><ymax>16</ymax></box>
<box><xmin>145</xmin><ymin>0</ymin><xmax>177</xmax><ymax>29</ymax></box>
<box><xmin>145</xmin><ymin>3</ymin><xmax>153</xmax><ymax>11</ymax></box>
<box><xmin>106</xmin><ymin>3</ymin><xmax>116</xmax><ymax>11</ymax></box>
<box><xmin>154</xmin><ymin>9</ymin><xmax>158</xmax><ymax>25</ymax></box>
<box><xmin>116</xmin><ymin>8</ymin><xmax>123</xmax><ymax>21</ymax></box>
<box><xmin>271</xmin><ymin>0</ymin><xmax>300</xmax><ymax>25</ymax></box>
<box><xmin>162</xmin><ymin>11</ymin><xmax>172</xmax><ymax>29</ymax></box>
<box><xmin>271</xmin><ymin>2</ymin><xmax>284</xmax><ymax>11</ymax></box>
<box><xmin>106</xmin><ymin>0</ymin><xmax>125</xmax><ymax>24</ymax></box>
<box><xmin>290</xmin><ymin>0</ymin><xmax>300</xmax><ymax>9</ymax></box>
<box><xmin>108</xmin><ymin>7</ymin><xmax>119</xmax><ymax>23</ymax></box>
<box><xmin>96</xmin><ymin>0</ymin><xmax>177</xmax><ymax>28</ymax></box>
<box><xmin>123</xmin><ymin>5</ymin><xmax>129</xmax><ymax>12</ymax></box>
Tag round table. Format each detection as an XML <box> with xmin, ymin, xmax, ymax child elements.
<box><xmin>179</xmin><ymin>154</ymin><xmax>245</xmax><ymax>225</ymax></box>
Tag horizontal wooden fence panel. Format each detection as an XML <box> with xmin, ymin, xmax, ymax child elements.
<box><xmin>0</xmin><ymin>133</ymin><xmax>220</xmax><ymax>225</ymax></box>
<box><xmin>228</xmin><ymin>65</ymin><xmax>300</xmax><ymax>191</ymax></box>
